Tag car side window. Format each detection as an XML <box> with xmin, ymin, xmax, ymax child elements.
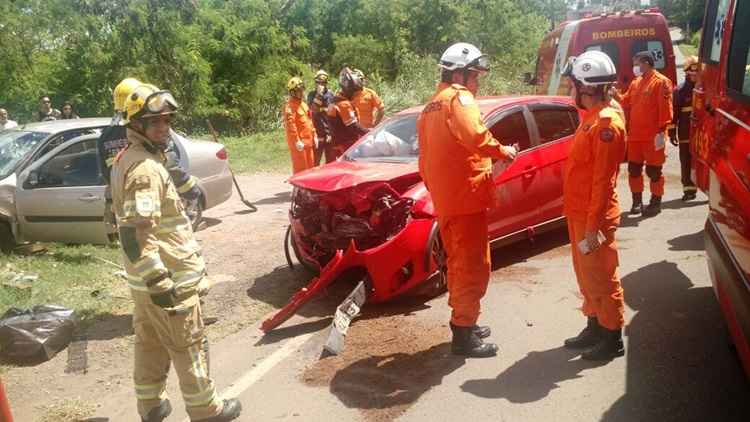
<box><xmin>531</xmin><ymin>107</ymin><xmax>577</xmax><ymax>144</ymax></box>
<box><xmin>726</xmin><ymin>0</ymin><xmax>750</xmax><ymax>101</ymax></box>
<box><xmin>36</xmin><ymin>139</ymin><xmax>103</xmax><ymax>188</ymax></box>
<box><xmin>489</xmin><ymin>111</ymin><xmax>531</xmax><ymax>151</ymax></box>
<box><xmin>37</xmin><ymin>129</ymin><xmax>97</xmax><ymax>158</ymax></box>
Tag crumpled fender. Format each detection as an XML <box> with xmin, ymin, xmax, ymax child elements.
<box><xmin>261</xmin><ymin>240</ymin><xmax>365</xmax><ymax>333</ymax></box>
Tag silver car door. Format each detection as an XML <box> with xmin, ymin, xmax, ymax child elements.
<box><xmin>15</xmin><ymin>135</ymin><xmax>109</xmax><ymax>244</ymax></box>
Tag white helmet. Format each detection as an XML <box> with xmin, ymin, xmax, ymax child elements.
<box><xmin>562</xmin><ymin>50</ymin><xmax>617</xmax><ymax>86</ymax></box>
<box><xmin>439</xmin><ymin>42</ymin><xmax>489</xmax><ymax>72</ymax></box>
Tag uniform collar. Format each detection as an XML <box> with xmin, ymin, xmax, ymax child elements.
<box><xmin>583</xmin><ymin>103</ymin><xmax>606</xmax><ymax>120</ymax></box>
<box><xmin>126</xmin><ymin>128</ymin><xmax>164</xmax><ymax>154</ymax></box>
<box><xmin>288</xmin><ymin>96</ymin><xmax>302</xmax><ymax>104</ymax></box>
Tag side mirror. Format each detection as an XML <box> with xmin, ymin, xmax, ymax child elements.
<box><xmin>25</xmin><ymin>170</ymin><xmax>39</xmax><ymax>188</ymax></box>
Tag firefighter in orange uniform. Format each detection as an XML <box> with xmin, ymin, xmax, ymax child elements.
<box><xmin>617</xmin><ymin>51</ymin><xmax>673</xmax><ymax>216</ymax></box>
<box><xmin>326</xmin><ymin>68</ymin><xmax>369</xmax><ymax>159</ymax></box>
<box><xmin>561</xmin><ymin>51</ymin><xmax>627</xmax><ymax>360</ymax></box>
<box><xmin>418</xmin><ymin>43</ymin><xmax>517</xmax><ymax>358</ymax></box>
<box><xmin>283</xmin><ymin>77</ymin><xmax>316</xmax><ymax>174</ymax></box>
<box><xmin>350</xmin><ymin>69</ymin><xmax>385</xmax><ymax>129</ymax></box>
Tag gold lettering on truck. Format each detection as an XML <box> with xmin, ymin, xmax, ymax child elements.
<box><xmin>591</xmin><ymin>27</ymin><xmax>657</xmax><ymax>40</ymax></box>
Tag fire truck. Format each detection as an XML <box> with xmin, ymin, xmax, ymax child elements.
<box><xmin>528</xmin><ymin>7</ymin><xmax>677</xmax><ymax>94</ymax></box>
<box><xmin>691</xmin><ymin>0</ymin><xmax>750</xmax><ymax>377</ymax></box>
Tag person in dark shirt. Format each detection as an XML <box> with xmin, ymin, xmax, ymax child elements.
<box><xmin>35</xmin><ymin>96</ymin><xmax>61</xmax><ymax>121</ymax></box>
<box><xmin>668</xmin><ymin>56</ymin><xmax>698</xmax><ymax>201</ymax></box>
<box><xmin>307</xmin><ymin>70</ymin><xmax>335</xmax><ymax>165</ymax></box>
<box><xmin>61</xmin><ymin>101</ymin><xmax>80</xmax><ymax>119</ymax></box>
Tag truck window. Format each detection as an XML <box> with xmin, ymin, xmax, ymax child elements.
<box><xmin>702</xmin><ymin>0</ymin><xmax>732</xmax><ymax>64</ymax></box>
<box><xmin>630</xmin><ymin>40</ymin><xmax>667</xmax><ymax>69</ymax></box>
<box><xmin>531</xmin><ymin>107</ymin><xmax>578</xmax><ymax>144</ymax></box>
<box><xmin>727</xmin><ymin>0</ymin><xmax>750</xmax><ymax>100</ymax></box>
<box><xmin>585</xmin><ymin>43</ymin><xmax>620</xmax><ymax>69</ymax></box>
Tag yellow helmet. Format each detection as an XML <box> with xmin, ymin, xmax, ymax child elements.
<box><xmin>287</xmin><ymin>76</ymin><xmax>304</xmax><ymax>92</ymax></box>
<box><xmin>113</xmin><ymin>78</ymin><xmax>142</xmax><ymax>112</ymax></box>
<box><xmin>124</xmin><ymin>83</ymin><xmax>179</xmax><ymax>123</ymax></box>
<box><xmin>684</xmin><ymin>55</ymin><xmax>699</xmax><ymax>71</ymax></box>
<box><xmin>314</xmin><ymin>70</ymin><xmax>329</xmax><ymax>83</ymax></box>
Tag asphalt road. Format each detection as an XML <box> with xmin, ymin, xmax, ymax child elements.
<box><xmin>91</xmin><ymin>150</ymin><xmax>749</xmax><ymax>422</ymax></box>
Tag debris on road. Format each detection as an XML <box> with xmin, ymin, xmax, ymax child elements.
<box><xmin>0</xmin><ymin>264</ymin><xmax>38</xmax><ymax>292</ymax></box>
<box><xmin>0</xmin><ymin>305</ymin><xmax>77</xmax><ymax>363</ymax></box>
<box><xmin>324</xmin><ymin>280</ymin><xmax>367</xmax><ymax>355</ymax></box>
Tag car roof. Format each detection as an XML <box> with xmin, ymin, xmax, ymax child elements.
<box><xmin>14</xmin><ymin>117</ymin><xmax>111</xmax><ymax>133</ymax></box>
<box><xmin>394</xmin><ymin>95</ymin><xmax>574</xmax><ymax>116</ymax></box>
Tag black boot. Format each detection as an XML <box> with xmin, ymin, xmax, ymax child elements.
<box><xmin>643</xmin><ymin>195</ymin><xmax>662</xmax><ymax>217</ymax></box>
<box><xmin>473</xmin><ymin>325</ymin><xmax>491</xmax><ymax>339</ymax></box>
<box><xmin>581</xmin><ymin>327</ymin><xmax>624</xmax><ymax>361</ymax></box>
<box><xmin>142</xmin><ymin>400</ymin><xmax>172</xmax><ymax>422</ymax></box>
<box><xmin>630</xmin><ymin>193</ymin><xmax>643</xmax><ymax>214</ymax></box>
<box><xmin>193</xmin><ymin>399</ymin><xmax>242</xmax><ymax>422</ymax></box>
<box><xmin>564</xmin><ymin>316</ymin><xmax>600</xmax><ymax>349</ymax></box>
<box><xmin>450</xmin><ymin>323</ymin><xmax>498</xmax><ymax>358</ymax></box>
<box><xmin>682</xmin><ymin>190</ymin><xmax>697</xmax><ymax>201</ymax></box>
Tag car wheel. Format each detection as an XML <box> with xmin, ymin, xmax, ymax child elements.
<box><xmin>0</xmin><ymin>221</ymin><xmax>16</xmax><ymax>254</ymax></box>
<box><xmin>184</xmin><ymin>198</ymin><xmax>204</xmax><ymax>232</ymax></box>
<box><xmin>286</xmin><ymin>225</ymin><xmax>320</xmax><ymax>274</ymax></box>
<box><xmin>422</xmin><ymin>228</ymin><xmax>448</xmax><ymax>298</ymax></box>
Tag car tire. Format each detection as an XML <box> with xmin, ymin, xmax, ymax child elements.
<box><xmin>184</xmin><ymin>198</ymin><xmax>204</xmax><ymax>232</ymax></box>
<box><xmin>286</xmin><ymin>225</ymin><xmax>320</xmax><ymax>274</ymax></box>
<box><xmin>421</xmin><ymin>227</ymin><xmax>448</xmax><ymax>298</ymax></box>
<box><xmin>0</xmin><ymin>221</ymin><xmax>16</xmax><ymax>254</ymax></box>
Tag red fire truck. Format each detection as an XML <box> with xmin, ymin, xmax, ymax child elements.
<box><xmin>691</xmin><ymin>0</ymin><xmax>750</xmax><ymax>377</ymax></box>
<box><xmin>529</xmin><ymin>7</ymin><xmax>677</xmax><ymax>94</ymax></box>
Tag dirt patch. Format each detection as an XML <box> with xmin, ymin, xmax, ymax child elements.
<box><xmin>492</xmin><ymin>264</ymin><xmax>542</xmax><ymax>282</ymax></box>
<box><xmin>301</xmin><ymin>315</ymin><xmax>459</xmax><ymax>422</ymax></box>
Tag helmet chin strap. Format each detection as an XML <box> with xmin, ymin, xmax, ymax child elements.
<box><xmin>131</xmin><ymin>121</ymin><xmax>167</xmax><ymax>153</ymax></box>
<box><xmin>573</xmin><ymin>81</ymin><xmax>587</xmax><ymax>110</ymax></box>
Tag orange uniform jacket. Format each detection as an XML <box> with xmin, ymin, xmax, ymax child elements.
<box><xmin>283</xmin><ymin>97</ymin><xmax>316</xmax><ymax>148</ymax></box>
<box><xmin>351</xmin><ymin>87</ymin><xmax>384</xmax><ymax>129</ymax></box>
<box><xmin>619</xmin><ymin>70</ymin><xmax>673</xmax><ymax>142</ymax></box>
<box><xmin>418</xmin><ymin>83</ymin><xmax>512</xmax><ymax>217</ymax></box>
<box><xmin>563</xmin><ymin>105</ymin><xmax>627</xmax><ymax>232</ymax></box>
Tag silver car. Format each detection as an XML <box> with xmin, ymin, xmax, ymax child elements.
<box><xmin>0</xmin><ymin>118</ymin><xmax>232</xmax><ymax>251</ymax></box>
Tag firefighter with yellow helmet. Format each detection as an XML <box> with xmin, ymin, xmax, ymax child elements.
<box><xmin>283</xmin><ymin>76</ymin><xmax>316</xmax><ymax>174</ymax></box>
<box><xmin>112</xmin><ymin>84</ymin><xmax>242</xmax><ymax>422</ymax></box>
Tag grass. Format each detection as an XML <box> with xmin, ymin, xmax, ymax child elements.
<box><xmin>679</xmin><ymin>43</ymin><xmax>699</xmax><ymax>58</ymax></box>
<box><xmin>0</xmin><ymin>243</ymin><xmax>129</xmax><ymax>323</ymax></box>
<box><xmin>221</xmin><ymin>129</ymin><xmax>289</xmax><ymax>174</ymax></box>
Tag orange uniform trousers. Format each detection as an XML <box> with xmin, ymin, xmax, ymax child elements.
<box><xmin>288</xmin><ymin>146</ymin><xmax>315</xmax><ymax>174</ymax></box>
<box><xmin>627</xmin><ymin>139</ymin><xmax>666</xmax><ymax>196</ymax></box>
<box><xmin>438</xmin><ymin>212</ymin><xmax>491</xmax><ymax>327</ymax></box>
<box><xmin>567</xmin><ymin>218</ymin><xmax>624</xmax><ymax>330</ymax></box>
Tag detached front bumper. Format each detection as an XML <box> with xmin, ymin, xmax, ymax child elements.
<box><xmin>262</xmin><ymin>217</ymin><xmax>435</xmax><ymax>332</ymax></box>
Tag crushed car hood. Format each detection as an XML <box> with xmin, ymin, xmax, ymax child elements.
<box><xmin>289</xmin><ymin>160</ymin><xmax>418</xmax><ymax>192</ymax></box>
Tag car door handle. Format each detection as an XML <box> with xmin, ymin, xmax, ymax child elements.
<box><xmin>78</xmin><ymin>194</ymin><xmax>100</xmax><ymax>202</ymax></box>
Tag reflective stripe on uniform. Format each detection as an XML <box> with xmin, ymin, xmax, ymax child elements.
<box><xmin>156</xmin><ymin>215</ymin><xmax>190</xmax><ymax>234</ymax></box>
<box><xmin>127</xmin><ymin>274</ymin><xmax>151</xmax><ymax>292</ymax></box>
<box><xmin>134</xmin><ymin>382</ymin><xmax>167</xmax><ymax>400</ymax></box>
<box><xmin>177</xmin><ymin>176</ymin><xmax>199</xmax><ymax>194</ymax></box>
<box><xmin>680</xmin><ymin>106</ymin><xmax>693</xmax><ymax>112</ymax></box>
<box><xmin>183</xmin><ymin>387</ymin><xmax>217</xmax><ymax>408</ymax></box>
<box><xmin>172</xmin><ymin>269</ymin><xmax>206</xmax><ymax>291</ymax></box>
<box><xmin>133</xmin><ymin>254</ymin><xmax>168</xmax><ymax>278</ymax></box>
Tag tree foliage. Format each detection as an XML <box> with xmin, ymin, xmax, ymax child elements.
<box><xmin>0</xmin><ymin>0</ymin><xmax>559</xmax><ymax>132</ymax></box>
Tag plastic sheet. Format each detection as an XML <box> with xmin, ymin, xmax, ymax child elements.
<box><xmin>0</xmin><ymin>305</ymin><xmax>76</xmax><ymax>362</ymax></box>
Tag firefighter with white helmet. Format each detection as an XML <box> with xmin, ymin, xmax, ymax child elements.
<box><xmin>418</xmin><ymin>42</ymin><xmax>517</xmax><ymax>358</ymax></box>
<box><xmin>561</xmin><ymin>50</ymin><xmax>627</xmax><ymax>361</ymax></box>
<box><xmin>112</xmin><ymin>84</ymin><xmax>242</xmax><ymax>422</ymax></box>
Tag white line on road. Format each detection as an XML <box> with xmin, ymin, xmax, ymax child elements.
<box><xmin>181</xmin><ymin>332</ymin><xmax>315</xmax><ymax>422</ymax></box>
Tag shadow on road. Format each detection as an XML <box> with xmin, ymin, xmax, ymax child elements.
<box><xmin>252</xmin><ymin>191</ymin><xmax>292</xmax><ymax>206</ymax></box>
<box><xmin>461</xmin><ymin>346</ymin><xmax>606</xmax><ymax>402</ymax></box>
<box><xmin>667</xmin><ymin>230</ymin><xmax>704</xmax><ymax>251</ymax></box>
<box><xmin>661</xmin><ymin>198</ymin><xmax>708</xmax><ymax>210</ymax></box>
<box><xmin>83</xmin><ymin>312</ymin><xmax>133</xmax><ymax>341</ymax></box>
<box><xmin>329</xmin><ymin>342</ymin><xmax>463</xmax><ymax>415</ymax></box>
<box><xmin>491</xmin><ymin>227</ymin><xmax>570</xmax><ymax>271</ymax></box>
<box><xmin>601</xmin><ymin>260</ymin><xmax>749</xmax><ymax>422</ymax></box>
<box><xmin>255</xmin><ymin>317</ymin><xmax>333</xmax><ymax>346</ymax></box>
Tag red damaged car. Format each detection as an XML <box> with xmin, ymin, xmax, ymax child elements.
<box><xmin>263</xmin><ymin>95</ymin><xmax>582</xmax><ymax>332</ymax></box>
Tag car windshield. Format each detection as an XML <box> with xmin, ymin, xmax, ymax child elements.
<box><xmin>345</xmin><ymin>113</ymin><xmax>418</xmax><ymax>163</ymax></box>
<box><xmin>0</xmin><ymin>130</ymin><xmax>50</xmax><ymax>179</ymax></box>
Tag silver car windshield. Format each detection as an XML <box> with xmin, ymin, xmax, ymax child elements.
<box><xmin>346</xmin><ymin>114</ymin><xmax>418</xmax><ymax>163</ymax></box>
<box><xmin>0</xmin><ymin>130</ymin><xmax>50</xmax><ymax>179</ymax></box>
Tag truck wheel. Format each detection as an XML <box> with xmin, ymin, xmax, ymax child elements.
<box><xmin>0</xmin><ymin>222</ymin><xmax>16</xmax><ymax>254</ymax></box>
<box><xmin>421</xmin><ymin>229</ymin><xmax>448</xmax><ymax>298</ymax></box>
